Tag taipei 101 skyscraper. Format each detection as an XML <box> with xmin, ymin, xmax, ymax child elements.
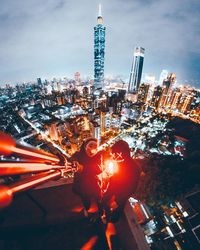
<box><xmin>94</xmin><ymin>4</ymin><xmax>106</xmax><ymax>92</ymax></box>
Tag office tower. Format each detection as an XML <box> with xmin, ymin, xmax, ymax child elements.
<box><xmin>151</xmin><ymin>86</ymin><xmax>163</xmax><ymax>109</ymax></box>
<box><xmin>159</xmin><ymin>73</ymin><xmax>176</xmax><ymax>109</ymax></box>
<box><xmin>128</xmin><ymin>47</ymin><xmax>145</xmax><ymax>93</ymax></box>
<box><xmin>159</xmin><ymin>70</ymin><xmax>168</xmax><ymax>85</ymax></box>
<box><xmin>137</xmin><ymin>83</ymin><xmax>149</xmax><ymax>104</ymax></box>
<box><xmin>170</xmin><ymin>90</ymin><xmax>182</xmax><ymax>110</ymax></box>
<box><xmin>94</xmin><ymin>4</ymin><xmax>106</xmax><ymax>91</ymax></box>
<box><xmin>163</xmin><ymin>73</ymin><xmax>176</xmax><ymax>89</ymax></box>
<box><xmin>180</xmin><ymin>95</ymin><xmax>194</xmax><ymax>114</ymax></box>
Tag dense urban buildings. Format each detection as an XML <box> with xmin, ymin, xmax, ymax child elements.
<box><xmin>94</xmin><ymin>4</ymin><xmax>106</xmax><ymax>92</ymax></box>
<box><xmin>0</xmin><ymin>4</ymin><xmax>200</xmax><ymax>250</ymax></box>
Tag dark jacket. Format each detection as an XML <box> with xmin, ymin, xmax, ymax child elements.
<box><xmin>70</xmin><ymin>147</ymin><xmax>102</xmax><ymax>198</ymax></box>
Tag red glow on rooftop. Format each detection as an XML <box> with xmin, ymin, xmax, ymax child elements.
<box><xmin>81</xmin><ymin>236</ymin><xmax>98</xmax><ymax>250</ymax></box>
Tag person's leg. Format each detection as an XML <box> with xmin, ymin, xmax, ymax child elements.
<box><xmin>82</xmin><ymin>196</ymin><xmax>91</xmax><ymax>211</ymax></box>
<box><xmin>101</xmin><ymin>193</ymin><xmax>114</xmax><ymax>222</ymax></box>
<box><xmin>110</xmin><ymin>198</ymin><xmax>126</xmax><ymax>223</ymax></box>
<box><xmin>81</xmin><ymin>195</ymin><xmax>91</xmax><ymax>217</ymax></box>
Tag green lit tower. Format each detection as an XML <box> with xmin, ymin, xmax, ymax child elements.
<box><xmin>94</xmin><ymin>4</ymin><xmax>105</xmax><ymax>91</ymax></box>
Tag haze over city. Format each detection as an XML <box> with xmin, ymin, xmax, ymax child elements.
<box><xmin>1</xmin><ymin>0</ymin><xmax>200</xmax><ymax>86</ymax></box>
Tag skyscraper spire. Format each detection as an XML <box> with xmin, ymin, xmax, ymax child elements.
<box><xmin>97</xmin><ymin>4</ymin><xmax>103</xmax><ymax>24</ymax></box>
<box><xmin>98</xmin><ymin>4</ymin><xmax>102</xmax><ymax>17</ymax></box>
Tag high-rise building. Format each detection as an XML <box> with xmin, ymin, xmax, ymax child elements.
<box><xmin>170</xmin><ymin>90</ymin><xmax>182</xmax><ymax>110</ymax></box>
<box><xmin>37</xmin><ymin>78</ymin><xmax>42</xmax><ymax>86</ymax></box>
<box><xmin>151</xmin><ymin>86</ymin><xmax>163</xmax><ymax>109</ymax></box>
<box><xmin>128</xmin><ymin>47</ymin><xmax>145</xmax><ymax>93</ymax></box>
<box><xmin>163</xmin><ymin>73</ymin><xmax>176</xmax><ymax>89</ymax></box>
<box><xmin>94</xmin><ymin>4</ymin><xmax>106</xmax><ymax>91</ymax></box>
<box><xmin>137</xmin><ymin>83</ymin><xmax>149</xmax><ymax>104</ymax></box>
<box><xmin>159</xmin><ymin>70</ymin><xmax>168</xmax><ymax>85</ymax></box>
<box><xmin>180</xmin><ymin>95</ymin><xmax>194</xmax><ymax>114</ymax></box>
<box><xmin>159</xmin><ymin>73</ymin><xmax>176</xmax><ymax>109</ymax></box>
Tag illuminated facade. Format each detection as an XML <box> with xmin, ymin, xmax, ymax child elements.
<box><xmin>163</xmin><ymin>73</ymin><xmax>176</xmax><ymax>89</ymax></box>
<box><xmin>128</xmin><ymin>47</ymin><xmax>145</xmax><ymax>93</ymax></box>
<box><xmin>159</xmin><ymin>73</ymin><xmax>176</xmax><ymax>108</ymax></box>
<box><xmin>170</xmin><ymin>90</ymin><xmax>182</xmax><ymax>110</ymax></box>
<box><xmin>137</xmin><ymin>83</ymin><xmax>150</xmax><ymax>104</ymax></box>
<box><xmin>151</xmin><ymin>86</ymin><xmax>163</xmax><ymax>109</ymax></box>
<box><xmin>49</xmin><ymin>123</ymin><xmax>59</xmax><ymax>141</ymax></box>
<box><xmin>100</xmin><ymin>111</ymin><xmax>105</xmax><ymax>134</ymax></box>
<box><xmin>94</xmin><ymin>4</ymin><xmax>105</xmax><ymax>90</ymax></box>
<box><xmin>180</xmin><ymin>95</ymin><xmax>194</xmax><ymax>114</ymax></box>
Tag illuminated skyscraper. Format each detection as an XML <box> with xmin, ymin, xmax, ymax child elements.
<box><xmin>159</xmin><ymin>73</ymin><xmax>176</xmax><ymax>109</ymax></box>
<box><xmin>180</xmin><ymin>95</ymin><xmax>194</xmax><ymax>114</ymax></box>
<box><xmin>151</xmin><ymin>86</ymin><xmax>163</xmax><ymax>109</ymax></box>
<box><xmin>94</xmin><ymin>4</ymin><xmax>106</xmax><ymax>91</ymax></box>
<box><xmin>128</xmin><ymin>47</ymin><xmax>145</xmax><ymax>93</ymax></box>
<box><xmin>170</xmin><ymin>90</ymin><xmax>182</xmax><ymax>110</ymax></box>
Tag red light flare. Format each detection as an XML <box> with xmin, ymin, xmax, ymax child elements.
<box><xmin>71</xmin><ymin>202</ymin><xmax>98</xmax><ymax>214</ymax></box>
<box><xmin>88</xmin><ymin>201</ymin><xmax>98</xmax><ymax>213</ymax></box>
<box><xmin>80</xmin><ymin>236</ymin><xmax>98</xmax><ymax>250</ymax></box>
<box><xmin>0</xmin><ymin>170</ymin><xmax>61</xmax><ymax>209</ymax></box>
<box><xmin>104</xmin><ymin>160</ymin><xmax>118</xmax><ymax>176</ymax></box>
<box><xmin>0</xmin><ymin>131</ymin><xmax>59</xmax><ymax>163</ymax></box>
<box><xmin>105</xmin><ymin>223</ymin><xmax>117</xmax><ymax>250</ymax></box>
<box><xmin>0</xmin><ymin>131</ymin><xmax>15</xmax><ymax>155</ymax></box>
<box><xmin>0</xmin><ymin>162</ymin><xmax>65</xmax><ymax>176</ymax></box>
<box><xmin>12</xmin><ymin>146</ymin><xmax>59</xmax><ymax>163</ymax></box>
<box><xmin>70</xmin><ymin>206</ymin><xmax>83</xmax><ymax>213</ymax></box>
<box><xmin>9</xmin><ymin>170</ymin><xmax>61</xmax><ymax>194</ymax></box>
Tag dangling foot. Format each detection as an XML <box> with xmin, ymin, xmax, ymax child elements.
<box><xmin>83</xmin><ymin>208</ymin><xmax>89</xmax><ymax>218</ymax></box>
<box><xmin>101</xmin><ymin>214</ymin><xmax>107</xmax><ymax>225</ymax></box>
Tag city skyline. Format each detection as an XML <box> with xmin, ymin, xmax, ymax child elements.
<box><xmin>0</xmin><ymin>0</ymin><xmax>200</xmax><ymax>87</ymax></box>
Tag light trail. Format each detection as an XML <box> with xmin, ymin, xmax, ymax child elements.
<box><xmin>0</xmin><ymin>162</ymin><xmax>65</xmax><ymax>176</ymax></box>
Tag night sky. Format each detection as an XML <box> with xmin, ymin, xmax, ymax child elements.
<box><xmin>0</xmin><ymin>0</ymin><xmax>200</xmax><ymax>86</ymax></box>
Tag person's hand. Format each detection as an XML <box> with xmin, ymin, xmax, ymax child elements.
<box><xmin>75</xmin><ymin>162</ymin><xmax>84</xmax><ymax>173</ymax></box>
<box><xmin>65</xmin><ymin>161</ymin><xmax>72</xmax><ymax>168</ymax></box>
<box><xmin>110</xmin><ymin>196</ymin><xmax>118</xmax><ymax>210</ymax></box>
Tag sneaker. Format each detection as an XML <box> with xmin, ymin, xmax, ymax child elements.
<box><xmin>83</xmin><ymin>208</ymin><xmax>89</xmax><ymax>218</ymax></box>
<box><xmin>101</xmin><ymin>214</ymin><xmax>107</xmax><ymax>224</ymax></box>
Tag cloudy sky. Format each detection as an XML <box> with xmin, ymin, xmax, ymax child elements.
<box><xmin>0</xmin><ymin>0</ymin><xmax>200</xmax><ymax>86</ymax></box>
